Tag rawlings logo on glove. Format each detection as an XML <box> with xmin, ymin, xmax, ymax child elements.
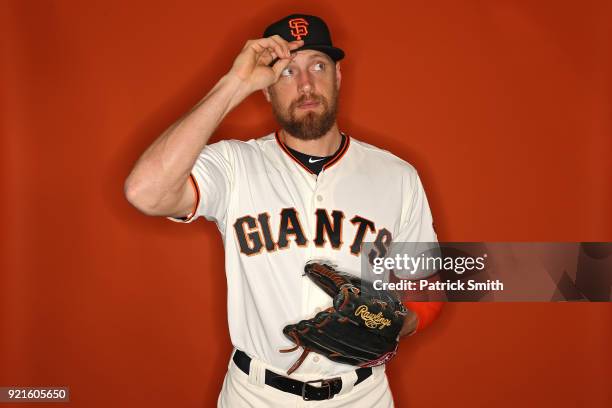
<box><xmin>354</xmin><ymin>305</ymin><xmax>392</xmax><ymax>329</ymax></box>
<box><xmin>279</xmin><ymin>261</ymin><xmax>407</xmax><ymax>375</ymax></box>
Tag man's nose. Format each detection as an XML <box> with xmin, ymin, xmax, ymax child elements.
<box><xmin>296</xmin><ymin>70</ymin><xmax>314</xmax><ymax>94</ymax></box>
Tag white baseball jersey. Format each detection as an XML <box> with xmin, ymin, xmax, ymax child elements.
<box><xmin>170</xmin><ymin>132</ymin><xmax>436</xmax><ymax>377</ymax></box>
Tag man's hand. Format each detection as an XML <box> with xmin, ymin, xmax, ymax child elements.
<box><xmin>228</xmin><ymin>35</ymin><xmax>303</xmax><ymax>94</ymax></box>
<box><xmin>399</xmin><ymin>309</ymin><xmax>419</xmax><ymax>338</ymax></box>
<box><xmin>125</xmin><ymin>36</ymin><xmax>302</xmax><ymax>218</ymax></box>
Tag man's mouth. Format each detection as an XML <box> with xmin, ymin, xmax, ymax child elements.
<box><xmin>297</xmin><ymin>99</ymin><xmax>321</xmax><ymax>109</ymax></box>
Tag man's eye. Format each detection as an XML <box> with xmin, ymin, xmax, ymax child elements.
<box><xmin>312</xmin><ymin>62</ymin><xmax>325</xmax><ymax>71</ymax></box>
<box><xmin>281</xmin><ymin>68</ymin><xmax>294</xmax><ymax>77</ymax></box>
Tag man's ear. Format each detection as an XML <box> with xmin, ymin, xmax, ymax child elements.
<box><xmin>335</xmin><ymin>61</ymin><xmax>342</xmax><ymax>90</ymax></box>
<box><xmin>262</xmin><ymin>87</ymin><xmax>271</xmax><ymax>102</ymax></box>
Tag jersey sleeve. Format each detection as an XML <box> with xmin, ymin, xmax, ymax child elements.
<box><xmin>388</xmin><ymin>169</ymin><xmax>438</xmax><ymax>280</ymax></box>
<box><xmin>167</xmin><ymin>140</ymin><xmax>234</xmax><ymax>229</ymax></box>
<box><xmin>395</xmin><ymin>169</ymin><xmax>437</xmax><ymax>243</ymax></box>
<box><xmin>394</xmin><ymin>171</ymin><xmax>443</xmax><ymax>333</ymax></box>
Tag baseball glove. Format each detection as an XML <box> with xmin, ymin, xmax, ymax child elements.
<box><xmin>280</xmin><ymin>262</ymin><xmax>407</xmax><ymax>375</ymax></box>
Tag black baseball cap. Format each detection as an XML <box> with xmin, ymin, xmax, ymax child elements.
<box><xmin>263</xmin><ymin>14</ymin><xmax>345</xmax><ymax>62</ymax></box>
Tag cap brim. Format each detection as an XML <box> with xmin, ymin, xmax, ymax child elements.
<box><xmin>268</xmin><ymin>45</ymin><xmax>345</xmax><ymax>67</ymax></box>
<box><xmin>296</xmin><ymin>44</ymin><xmax>345</xmax><ymax>61</ymax></box>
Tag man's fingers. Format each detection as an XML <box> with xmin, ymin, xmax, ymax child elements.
<box><xmin>248</xmin><ymin>37</ymin><xmax>287</xmax><ymax>59</ymax></box>
<box><xmin>271</xmin><ymin>57</ymin><xmax>292</xmax><ymax>80</ymax></box>
<box><xmin>269</xmin><ymin>38</ymin><xmax>304</xmax><ymax>58</ymax></box>
<box><xmin>252</xmin><ymin>36</ymin><xmax>302</xmax><ymax>58</ymax></box>
<box><xmin>256</xmin><ymin>48</ymin><xmax>274</xmax><ymax>66</ymax></box>
<box><xmin>258</xmin><ymin>48</ymin><xmax>276</xmax><ymax>65</ymax></box>
<box><xmin>267</xmin><ymin>35</ymin><xmax>291</xmax><ymax>58</ymax></box>
<box><xmin>288</xmin><ymin>40</ymin><xmax>304</xmax><ymax>51</ymax></box>
<box><xmin>244</xmin><ymin>38</ymin><xmax>304</xmax><ymax>63</ymax></box>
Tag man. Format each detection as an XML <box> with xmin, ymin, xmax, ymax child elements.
<box><xmin>125</xmin><ymin>13</ymin><xmax>440</xmax><ymax>407</ymax></box>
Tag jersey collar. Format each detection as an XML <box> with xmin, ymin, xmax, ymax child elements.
<box><xmin>275</xmin><ymin>130</ymin><xmax>350</xmax><ymax>175</ymax></box>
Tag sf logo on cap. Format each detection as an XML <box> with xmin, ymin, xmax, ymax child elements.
<box><xmin>288</xmin><ymin>18</ymin><xmax>308</xmax><ymax>40</ymax></box>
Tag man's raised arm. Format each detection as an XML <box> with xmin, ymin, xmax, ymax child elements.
<box><xmin>124</xmin><ymin>36</ymin><xmax>303</xmax><ymax>218</ymax></box>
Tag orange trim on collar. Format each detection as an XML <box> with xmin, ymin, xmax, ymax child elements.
<box><xmin>323</xmin><ymin>134</ymin><xmax>350</xmax><ymax>170</ymax></box>
<box><xmin>274</xmin><ymin>131</ymin><xmax>350</xmax><ymax>174</ymax></box>
<box><xmin>275</xmin><ymin>131</ymin><xmax>315</xmax><ymax>174</ymax></box>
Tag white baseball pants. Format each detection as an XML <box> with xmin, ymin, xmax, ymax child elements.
<box><xmin>217</xmin><ymin>351</ymin><xmax>394</xmax><ymax>408</ymax></box>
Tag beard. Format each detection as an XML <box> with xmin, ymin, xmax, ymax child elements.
<box><xmin>270</xmin><ymin>88</ymin><xmax>338</xmax><ymax>141</ymax></box>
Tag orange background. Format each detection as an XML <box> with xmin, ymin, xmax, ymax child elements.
<box><xmin>1</xmin><ymin>1</ymin><xmax>611</xmax><ymax>407</ymax></box>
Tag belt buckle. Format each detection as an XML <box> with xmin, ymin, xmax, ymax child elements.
<box><xmin>302</xmin><ymin>378</ymin><xmax>340</xmax><ymax>401</ymax></box>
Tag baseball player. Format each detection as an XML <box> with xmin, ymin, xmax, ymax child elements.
<box><xmin>125</xmin><ymin>14</ymin><xmax>441</xmax><ymax>407</ymax></box>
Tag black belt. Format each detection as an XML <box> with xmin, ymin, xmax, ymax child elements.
<box><xmin>232</xmin><ymin>350</ymin><xmax>372</xmax><ymax>401</ymax></box>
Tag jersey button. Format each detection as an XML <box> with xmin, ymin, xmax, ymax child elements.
<box><xmin>316</xmin><ymin>195</ymin><xmax>323</xmax><ymax>202</ymax></box>
<box><xmin>313</xmin><ymin>356</ymin><xmax>320</xmax><ymax>363</ymax></box>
